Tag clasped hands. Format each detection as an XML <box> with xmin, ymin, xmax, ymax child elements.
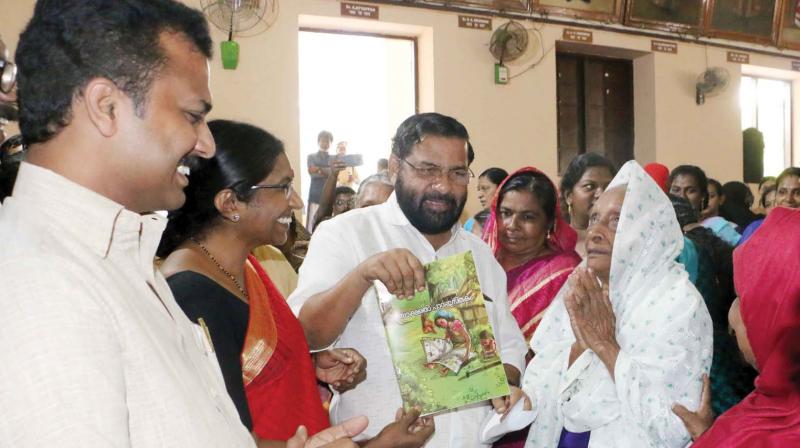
<box><xmin>564</xmin><ymin>267</ymin><xmax>620</xmax><ymax>375</ymax></box>
<box><xmin>315</xmin><ymin>348</ymin><xmax>367</xmax><ymax>393</ymax></box>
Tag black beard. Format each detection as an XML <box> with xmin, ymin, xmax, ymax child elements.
<box><xmin>395</xmin><ymin>174</ymin><xmax>466</xmax><ymax>235</ymax></box>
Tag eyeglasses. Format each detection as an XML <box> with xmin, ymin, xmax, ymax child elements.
<box><xmin>335</xmin><ymin>198</ymin><xmax>355</xmax><ymax>207</ymax></box>
<box><xmin>400</xmin><ymin>158</ymin><xmax>474</xmax><ymax>185</ymax></box>
<box><xmin>250</xmin><ymin>182</ymin><xmax>294</xmax><ymax>199</ymax></box>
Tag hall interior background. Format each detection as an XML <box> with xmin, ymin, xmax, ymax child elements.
<box><xmin>2</xmin><ymin>0</ymin><xmax>798</xmax><ymax>218</ymax></box>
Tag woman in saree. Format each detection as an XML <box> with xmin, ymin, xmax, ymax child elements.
<box><xmin>521</xmin><ymin>161</ymin><xmax>713</xmax><ymax>447</ymax></box>
<box><xmin>482</xmin><ymin>167</ymin><xmax>580</xmax><ymax>448</ymax></box>
<box><xmin>482</xmin><ymin>167</ymin><xmax>581</xmax><ymax>342</ymax></box>
<box><xmin>158</xmin><ymin>120</ymin><xmax>431</xmax><ymax>447</ymax></box>
<box><xmin>673</xmin><ymin>207</ymin><xmax>800</xmax><ymax>446</ymax></box>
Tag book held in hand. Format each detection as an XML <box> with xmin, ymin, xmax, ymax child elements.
<box><xmin>375</xmin><ymin>251</ymin><xmax>510</xmax><ymax>416</ymax></box>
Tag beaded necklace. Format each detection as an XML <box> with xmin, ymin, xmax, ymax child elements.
<box><xmin>190</xmin><ymin>237</ymin><xmax>248</xmax><ymax>299</ymax></box>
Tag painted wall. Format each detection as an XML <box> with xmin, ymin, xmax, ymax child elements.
<box><xmin>3</xmin><ymin>0</ymin><xmax>799</xmax><ymax>217</ymax></box>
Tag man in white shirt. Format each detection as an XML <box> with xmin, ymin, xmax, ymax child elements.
<box><xmin>0</xmin><ymin>2</ymin><xmax>363</xmax><ymax>447</ymax></box>
<box><xmin>290</xmin><ymin>113</ymin><xmax>528</xmax><ymax>447</ymax></box>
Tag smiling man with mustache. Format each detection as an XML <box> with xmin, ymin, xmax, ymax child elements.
<box><xmin>0</xmin><ymin>1</ymin><xmax>300</xmax><ymax>447</ymax></box>
<box><xmin>290</xmin><ymin>113</ymin><xmax>527</xmax><ymax>447</ymax></box>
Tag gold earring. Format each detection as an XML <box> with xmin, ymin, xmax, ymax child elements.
<box><xmin>567</xmin><ymin>202</ymin><xmax>573</xmax><ymax>216</ymax></box>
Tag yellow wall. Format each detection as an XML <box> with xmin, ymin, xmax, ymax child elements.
<box><xmin>3</xmin><ymin>0</ymin><xmax>799</xmax><ymax>217</ymax></box>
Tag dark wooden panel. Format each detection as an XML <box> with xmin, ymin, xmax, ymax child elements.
<box><xmin>556</xmin><ymin>53</ymin><xmax>634</xmax><ymax>174</ymax></box>
<box><xmin>557</xmin><ymin>54</ymin><xmax>584</xmax><ymax>173</ymax></box>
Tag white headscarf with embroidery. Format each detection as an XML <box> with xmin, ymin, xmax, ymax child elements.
<box><xmin>521</xmin><ymin>161</ymin><xmax>713</xmax><ymax>448</ymax></box>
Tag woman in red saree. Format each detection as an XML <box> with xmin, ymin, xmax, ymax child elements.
<box><xmin>158</xmin><ymin>120</ymin><xmax>374</xmax><ymax>446</ymax></box>
<box><xmin>483</xmin><ymin>167</ymin><xmax>581</xmax><ymax>342</ymax></box>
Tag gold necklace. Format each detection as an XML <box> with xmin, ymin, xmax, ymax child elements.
<box><xmin>190</xmin><ymin>237</ymin><xmax>248</xmax><ymax>298</ymax></box>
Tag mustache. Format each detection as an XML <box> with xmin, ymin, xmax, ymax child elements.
<box><xmin>179</xmin><ymin>155</ymin><xmax>203</xmax><ymax>171</ymax></box>
<box><xmin>419</xmin><ymin>192</ymin><xmax>457</xmax><ymax>207</ymax></box>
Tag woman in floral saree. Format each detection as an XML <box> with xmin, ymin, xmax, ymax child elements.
<box><xmin>483</xmin><ymin>167</ymin><xmax>581</xmax><ymax>343</ymax></box>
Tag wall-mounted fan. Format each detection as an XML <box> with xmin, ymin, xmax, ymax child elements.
<box><xmin>488</xmin><ymin>20</ymin><xmax>530</xmax><ymax>85</ymax></box>
<box><xmin>695</xmin><ymin>67</ymin><xmax>730</xmax><ymax>105</ymax></box>
<box><xmin>201</xmin><ymin>0</ymin><xmax>279</xmax><ymax>70</ymax></box>
<box><xmin>490</xmin><ymin>20</ymin><xmax>528</xmax><ymax>65</ymax></box>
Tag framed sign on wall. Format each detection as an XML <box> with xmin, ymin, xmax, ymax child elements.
<box><xmin>420</xmin><ymin>0</ymin><xmax>530</xmax><ymax>11</ymax></box>
<box><xmin>778</xmin><ymin>0</ymin><xmax>800</xmax><ymax>50</ymax></box>
<box><xmin>532</xmin><ymin>0</ymin><xmax>623</xmax><ymax>22</ymax></box>
<box><xmin>625</xmin><ymin>0</ymin><xmax>707</xmax><ymax>33</ymax></box>
<box><xmin>705</xmin><ymin>0</ymin><xmax>780</xmax><ymax>44</ymax></box>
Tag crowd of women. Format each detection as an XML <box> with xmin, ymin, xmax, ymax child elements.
<box><xmin>145</xmin><ymin>117</ymin><xmax>798</xmax><ymax>447</ymax></box>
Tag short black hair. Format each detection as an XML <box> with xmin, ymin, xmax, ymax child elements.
<box><xmin>498</xmin><ymin>171</ymin><xmax>558</xmax><ymax>227</ymax></box>
<box><xmin>0</xmin><ymin>135</ymin><xmax>25</xmax><ymax>201</ymax></box>
<box><xmin>760</xmin><ymin>184</ymin><xmax>777</xmax><ymax>208</ymax></box>
<box><xmin>157</xmin><ymin>120</ymin><xmax>285</xmax><ymax>257</ymax></box>
<box><xmin>377</xmin><ymin>158</ymin><xmax>389</xmax><ymax>170</ymax></box>
<box><xmin>707</xmin><ymin>178</ymin><xmax>723</xmax><ymax>197</ymax></box>
<box><xmin>758</xmin><ymin>176</ymin><xmax>776</xmax><ymax>189</ymax></box>
<box><xmin>318</xmin><ymin>130</ymin><xmax>333</xmax><ymax>142</ymax></box>
<box><xmin>559</xmin><ymin>153</ymin><xmax>616</xmax><ymax>199</ymax></box>
<box><xmin>722</xmin><ymin>181</ymin><xmax>754</xmax><ymax>208</ymax></box>
<box><xmin>16</xmin><ymin>0</ymin><xmax>212</xmax><ymax>145</ymax></box>
<box><xmin>776</xmin><ymin>166</ymin><xmax>800</xmax><ymax>188</ymax></box>
<box><xmin>391</xmin><ymin>113</ymin><xmax>473</xmax><ymax>164</ymax></box>
<box><xmin>479</xmin><ymin>167</ymin><xmax>508</xmax><ymax>186</ymax></box>
<box><xmin>669</xmin><ymin>165</ymin><xmax>709</xmax><ymax>200</ymax></box>
<box><xmin>473</xmin><ymin>208</ymin><xmax>490</xmax><ymax>227</ymax></box>
<box><xmin>334</xmin><ymin>186</ymin><xmax>356</xmax><ymax>197</ymax></box>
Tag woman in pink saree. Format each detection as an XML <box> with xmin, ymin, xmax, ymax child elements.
<box><xmin>483</xmin><ymin>167</ymin><xmax>580</xmax><ymax>448</ymax></box>
<box><xmin>483</xmin><ymin>167</ymin><xmax>581</xmax><ymax>343</ymax></box>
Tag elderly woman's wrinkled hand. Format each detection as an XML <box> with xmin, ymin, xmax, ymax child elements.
<box><xmin>564</xmin><ymin>267</ymin><xmax>621</xmax><ymax>375</ymax></box>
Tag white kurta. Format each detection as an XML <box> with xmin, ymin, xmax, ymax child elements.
<box><xmin>0</xmin><ymin>163</ymin><xmax>254</xmax><ymax>447</ymax></box>
<box><xmin>522</xmin><ymin>161</ymin><xmax>713</xmax><ymax>448</ymax></box>
<box><xmin>289</xmin><ymin>194</ymin><xmax>527</xmax><ymax>447</ymax></box>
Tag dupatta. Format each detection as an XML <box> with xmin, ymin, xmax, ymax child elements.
<box><xmin>481</xmin><ymin>167</ymin><xmax>580</xmax><ymax>340</ymax></box>
<box><xmin>522</xmin><ymin>161</ymin><xmax>712</xmax><ymax>447</ymax></box>
<box><xmin>482</xmin><ymin>167</ymin><xmax>577</xmax><ymax>256</ymax></box>
<box><xmin>693</xmin><ymin>207</ymin><xmax>800</xmax><ymax>447</ymax></box>
<box><xmin>242</xmin><ymin>255</ymin><xmax>330</xmax><ymax>440</ymax></box>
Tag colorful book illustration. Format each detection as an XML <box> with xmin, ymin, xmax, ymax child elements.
<box><xmin>375</xmin><ymin>251</ymin><xmax>510</xmax><ymax>416</ymax></box>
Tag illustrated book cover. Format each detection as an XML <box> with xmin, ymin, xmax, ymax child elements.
<box><xmin>375</xmin><ymin>251</ymin><xmax>509</xmax><ymax>416</ymax></box>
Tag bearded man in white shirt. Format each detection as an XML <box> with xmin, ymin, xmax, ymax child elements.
<box><xmin>0</xmin><ymin>1</ymin><xmax>363</xmax><ymax>447</ymax></box>
<box><xmin>290</xmin><ymin>112</ymin><xmax>529</xmax><ymax>447</ymax></box>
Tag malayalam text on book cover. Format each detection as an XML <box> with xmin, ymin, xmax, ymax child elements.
<box><xmin>375</xmin><ymin>251</ymin><xmax>510</xmax><ymax>416</ymax></box>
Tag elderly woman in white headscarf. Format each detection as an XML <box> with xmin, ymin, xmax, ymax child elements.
<box><xmin>520</xmin><ymin>161</ymin><xmax>713</xmax><ymax>447</ymax></box>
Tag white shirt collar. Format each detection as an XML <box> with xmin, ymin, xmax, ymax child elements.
<box><xmin>12</xmin><ymin>162</ymin><xmax>167</xmax><ymax>261</ymax></box>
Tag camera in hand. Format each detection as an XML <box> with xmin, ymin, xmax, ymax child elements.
<box><xmin>336</xmin><ymin>154</ymin><xmax>363</xmax><ymax>167</ymax></box>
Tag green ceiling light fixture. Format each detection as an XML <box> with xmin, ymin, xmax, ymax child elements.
<box><xmin>201</xmin><ymin>0</ymin><xmax>279</xmax><ymax>71</ymax></box>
